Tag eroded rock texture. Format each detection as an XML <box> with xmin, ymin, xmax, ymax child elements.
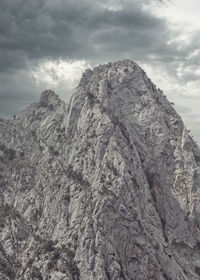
<box><xmin>1</xmin><ymin>60</ymin><xmax>200</xmax><ymax>279</ymax></box>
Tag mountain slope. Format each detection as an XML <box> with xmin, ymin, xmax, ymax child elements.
<box><xmin>1</xmin><ymin>60</ymin><xmax>200</xmax><ymax>279</ymax></box>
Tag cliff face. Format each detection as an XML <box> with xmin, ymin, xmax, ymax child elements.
<box><xmin>1</xmin><ymin>60</ymin><xmax>200</xmax><ymax>280</ymax></box>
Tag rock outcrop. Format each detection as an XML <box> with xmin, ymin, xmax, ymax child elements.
<box><xmin>1</xmin><ymin>59</ymin><xmax>200</xmax><ymax>279</ymax></box>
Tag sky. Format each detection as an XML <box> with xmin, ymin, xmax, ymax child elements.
<box><xmin>0</xmin><ymin>0</ymin><xmax>200</xmax><ymax>143</ymax></box>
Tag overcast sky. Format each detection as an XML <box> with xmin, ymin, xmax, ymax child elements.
<box><xmin>1</xmin><ymin>0</ymin><xmax>200</xmax><ymax>143</ymax></box>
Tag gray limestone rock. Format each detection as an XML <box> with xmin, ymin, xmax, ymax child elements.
<box><xmin>1</xmin><ymin>60</ymin><xmax>200</xmax><ymax>279</ymax></box>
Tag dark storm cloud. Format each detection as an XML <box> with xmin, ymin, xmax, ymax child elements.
<box><xmin>0</xmin><ymin>0</ymin><xmax>200</xmax><ymax>118</ymax></box>
<box><xmin>0</xmin><ymin>0</ymin><xmax>178</xmax><ymax>72</ymax></box>
<box><xmin>0</xmin><ymin>0</ymin><xmax>196</xmax><ymax>74</ymax></box>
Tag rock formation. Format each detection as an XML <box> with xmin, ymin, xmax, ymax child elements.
<box><xmin>1</xmin><ymin>59</ymin><xmax>200</xmax><ymax>279</ymax></box>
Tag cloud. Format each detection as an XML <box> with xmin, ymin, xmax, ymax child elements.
<box><xmin>0</xmin><ymin>0</ymin><xmax>198</xmax><ymax>73</ymax></box>
<box><xmin>0</xmin><ymin>0</ymin><xmax>177</xmax><ymax>72</ymax></box>
<box><xmin>0</xmin><ymin>59</ymin><xmax>90</xmax><ymax>118</ymax></box>
<box><xmin>0</xmin><ymin>0</ymin><xmax>200</xmax><ymax>143</ymax></box>
<box><xmin>0</xmin><ymin>69</ymin><xmax>40</xmax><ymax>118</ymax></box>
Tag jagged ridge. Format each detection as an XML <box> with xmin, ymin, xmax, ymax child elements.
<box><xmin>1</xmin><ymin>60</ymin><xmax>200</xmax><ymax>279</ymax></box>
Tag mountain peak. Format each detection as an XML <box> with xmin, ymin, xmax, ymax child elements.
<box><xmin>78</xmin><ymin>59</ymin><xmax>157</xmax><ymax>106</ymax></box>
<box><xmin>81</xmin><ymin>59</ymin><xmax>143</xmax><ymax>84</ymax></box>
<box><xmin>1</xmin><ymin>61</ymin><xmax>200</xmax><ymax>279</ymax></box>
<box><xmin>39</xmin><ymin>89</ymin><xmax>60</xmax><ymax>107</ymax></box>
<box><xmin>75</xmin><ymin>59</ymin><xmax>178</xmax><ymax>138</ymax></box>
<box><xmin>40</xmin><ymin>89</ymin><xmax>57</xmax><ymax>98</ymax></box>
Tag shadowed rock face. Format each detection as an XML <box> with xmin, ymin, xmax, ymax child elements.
<box><xmin>1</xmin><ymin>59</ymin><xmax>200</xmax><ymax>279</ymax></box>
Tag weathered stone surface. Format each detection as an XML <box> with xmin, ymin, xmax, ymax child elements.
<box><xmin>1</xmin><ymin>60</ymin><xmax>200</xmax><ymax>279</ymax></box>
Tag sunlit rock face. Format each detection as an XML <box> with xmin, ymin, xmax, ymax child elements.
<box><xmin>1</xmin><ymin>59</ymin><xmax>200</xmax><ymax>280</ymax></box>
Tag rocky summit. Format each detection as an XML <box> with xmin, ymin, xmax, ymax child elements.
<box><xmin>1</xmin><ymin>59</ymin><xmax>200</xmax><ymax>280</ymax></box>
